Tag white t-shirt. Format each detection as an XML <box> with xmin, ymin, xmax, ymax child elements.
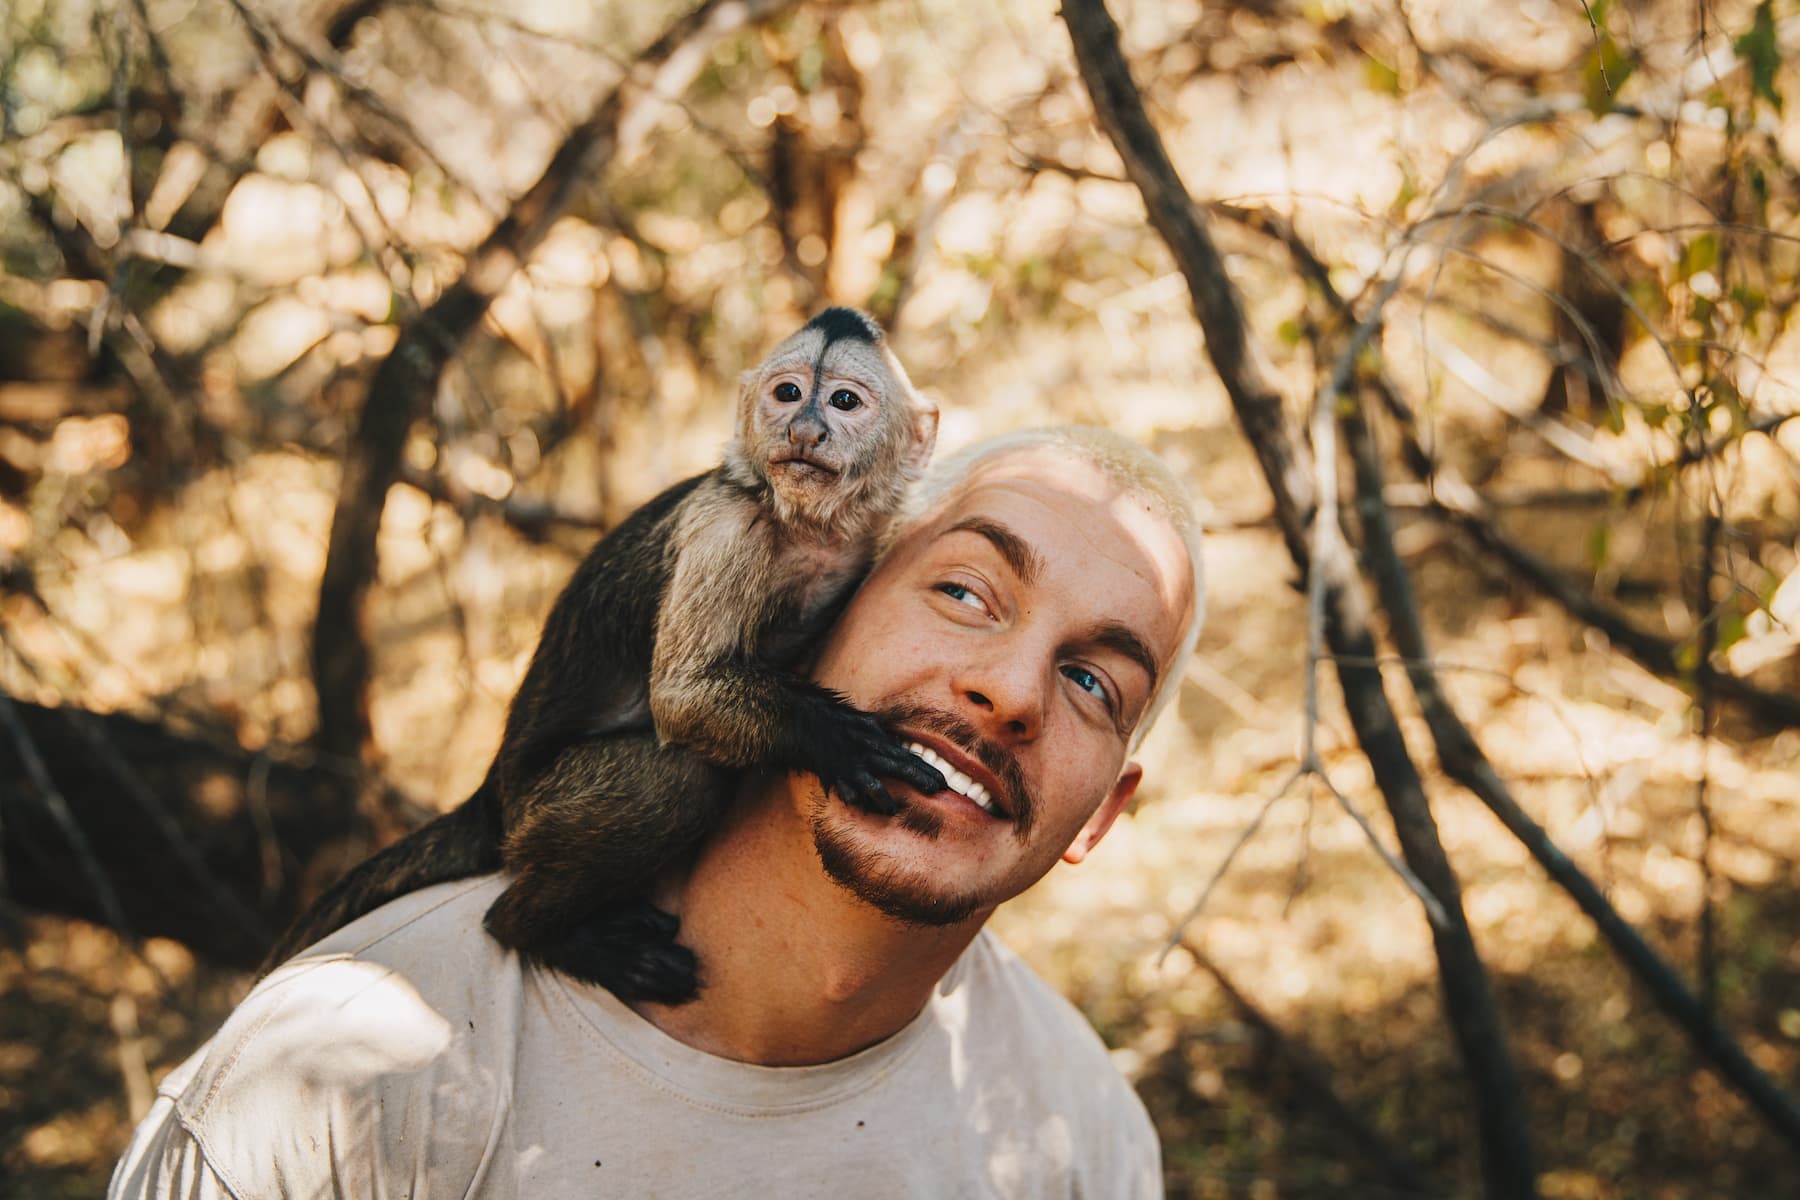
<box><xmin>109</xmin><ymin>876</ymin><xmax>1162</xmax><ymax>1198</ymax></box>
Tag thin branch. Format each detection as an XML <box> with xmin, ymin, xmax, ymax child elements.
<box><xmin>1291</xmin><ymin>206</ymin><xmax>1800</xmax><ymax>1150</ymax></box>
<box><xmin>1221</xmin><ymin>196</ymin><xmax>1800</xmax><ymax>728</ymax></box>
<box><xmin>1185</xmin><ymin>938</ymin><xmax>1433</xmax><ymax>1194</ymax></box>
<box><xmin>1232</xmin><ymin>155</ymin><xmax>1800</xmax><ymax>1143</ymax></box>
<box><xmin>309</xmin><ymin>0</ymin><xmax>795</xmax><ymax>764</ymax></box>
<box><xmin>1579</xmin><ymin>1</ymin><xmax>1613</xmax><ymax>95</ymax></box>
<box><xmin>0</xmin><ymin>691</ymin><xmax>133</xmax><ymax>938</ymax></box>
<box><xmin>1158</xmin><ymin>764</ymin><xmax>1303</xmax><ymax>960</ymax></box>
<box><xmin>64</xmin><ymin>710</ymin><xmax>271</xmax><ymax>945</ymax></box>
<box><xmin>1060</xmin><ymin>5</ymin><xmax>1539</xmax><ymax>1192</ymax></box>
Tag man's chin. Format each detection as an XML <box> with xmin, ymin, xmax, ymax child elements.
<box><xmin>810</xmin><ymin>807</ymin><xmax>986</xmax><ymax>927</ymax></box>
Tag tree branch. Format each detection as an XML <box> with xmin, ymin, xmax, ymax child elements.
<box><xmin>309</xmin><ymin>0</ymin><xmax>794</xmax><ymax>765</ymax></box>
<box><xmin>1229</xmin><ymin>166</ymin><xmax>1800</xmax><ymax>1150</ymax></box>
<box><xmin>0</xmin><ymin>697</ymin><xmax>381</xmax><ymax>968</ymax></box>
<box><xmin>1185</xmin><ymin>939</ymin><xmax>1432</xmax><ymax>1194</ymax></box>
<box><xmin>1340</xmin><ymin>387</ymin><xmax>1800</xmax><ymax>1152</ymax></box>
<box><xmin>1060</xmin><ymin>3</ymin><xmax>1539</xmax><ymax>1193</ymax></box>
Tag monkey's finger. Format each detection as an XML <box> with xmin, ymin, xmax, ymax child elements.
<box><xmin>877</xmin><ymin>751</ymin><xmax>947</xmax><ymax>796</ymax></box>
<box><xmin>600</xmin><ymin>898</ymin><xmax>681</xmax><ymax>943</ymax></box>
<box><xmin>839</xmin><ymin>771</ymin><xmax>900</xmax><ymax>815</ymax></box>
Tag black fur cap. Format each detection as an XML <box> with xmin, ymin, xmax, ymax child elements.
<box><xmin>805</xmin><ymin>307</ymin><xmax>883</xmax><ymax>345</ymax></box>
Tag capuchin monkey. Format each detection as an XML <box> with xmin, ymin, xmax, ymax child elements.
<box><xmin>267</xmin><ymin>308</ymin><xmax>946</xmax><ymax>1001</ymax></box>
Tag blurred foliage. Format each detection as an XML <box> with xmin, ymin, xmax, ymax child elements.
<box><xmin>3</xmin><ymin>0</ymin><xmax>1800</xmax><ymax>1196</ymax></box>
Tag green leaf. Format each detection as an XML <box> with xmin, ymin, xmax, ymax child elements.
<box><xmin>1365</xmin><ymin>55</ymin><xmax>1402</xmax><ymax>96</ymax></box>
<box><xmin>1716</xmin><ymin>607</ymin><xmax>1749</xmax><ymax>654</ymax></box>
<box><xmin>1583</xmin><ymin>34</ymin><xmax>1635</xmax><ymax>114</ymax></box>
<box><xmin>1587</xmin><ymin>523</ymin><xmax>1610</xmax><ymax>570</ymax></box>
<box><xmin>1731</xmin><ymin>284</ymin><xmax>1767</xmax><ymax>323</ymax></box>
<box><xmin>1678</xmin><ymin>232</ymin><xmax>1719</xmax><ymax>280</ymax></box>
<box><xmin>1391</xmin><ymin>169</ymin><xmax>1421</xmax><ymax>218</ymax></box>
<box><xmin>1689</xmin><ymin>293</ymin><xmax>1717</xmax><ymax>330</ymax></box>
<box><xmin>1734</xmin><ymin>1</ymin><xmax>1784</xmax><ymax>114</ymax></box>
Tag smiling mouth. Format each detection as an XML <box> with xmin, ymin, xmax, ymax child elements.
<box><xmin>904</xmin><ymin>741</ymin><xmax>1007</xmax><ymax>819</ymax></box>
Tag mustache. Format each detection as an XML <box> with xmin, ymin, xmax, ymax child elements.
<box><xmin>870</xmin><ymin>700</ymin><xmax>1035</xmax><ymax>835</ymax></box>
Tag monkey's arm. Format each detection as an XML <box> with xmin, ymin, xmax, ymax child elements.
<box><xmin>648</xmin><ymin>497</ymin><xmax>944</xmax><ymax>811</ymax></box>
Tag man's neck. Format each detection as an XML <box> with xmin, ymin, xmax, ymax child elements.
<box><xmin>634</xmin><ymin>774</ymin><xmax>983</xmax><ymax>1066</ymax></box>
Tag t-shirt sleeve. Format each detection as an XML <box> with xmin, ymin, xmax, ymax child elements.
<box><xmin>108</xmin><ymin>1093</ymin><xmax>241</xmax><ymax>1200</ymax></box>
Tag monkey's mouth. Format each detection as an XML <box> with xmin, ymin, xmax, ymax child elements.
<box><xmin>769</xmin><ymin>455</ymin><xmax>840</xmax><ymax>480</ymax></box>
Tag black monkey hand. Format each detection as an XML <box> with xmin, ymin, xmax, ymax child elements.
<box><xmin>785</xmin><ymin>688</ymin><xmax>947</xmax><ymax>815</ymax></box>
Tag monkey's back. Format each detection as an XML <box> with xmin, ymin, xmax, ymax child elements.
<box><xmin>495</xmin><ymin>470</ymin><xmax>712</xmax><ymax>797</ymax></box>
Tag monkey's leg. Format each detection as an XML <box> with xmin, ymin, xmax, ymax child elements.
<box><xmin>484</xmin><ymin>733</ymin><xmax>731</xmax><ymax>1002</ymax></box>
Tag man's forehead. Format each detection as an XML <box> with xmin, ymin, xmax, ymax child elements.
<box><xmin>909</xmin><ymin>448</ymin><xmax>1195</xmax><ymax>661</ymax></box>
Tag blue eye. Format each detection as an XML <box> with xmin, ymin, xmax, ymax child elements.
<box><xmin>937</xmin><ymin>582</ymin><xmax>975</xmax><ymax>604</ymax></box>
<box><xmin>1062</xmin><ymin>664</ymin><xmax>1111</xmax><ymax>706</ymax></box>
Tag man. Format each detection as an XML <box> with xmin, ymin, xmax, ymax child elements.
<box><xmin>110</xmin><ymin>425</ymin><xmax>1204</xmax><ymax>1198</ymax></box>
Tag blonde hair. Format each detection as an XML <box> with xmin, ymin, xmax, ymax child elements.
<box><xmin>889</xmin><ymin>426</ymin><xmax>1204</xmax><ymax>751</ymax></box>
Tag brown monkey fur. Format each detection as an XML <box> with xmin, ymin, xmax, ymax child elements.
<box><xmin>265</xmin><ymin>309</ymin><xmax>945</xmax><ymax>1001</ymax></box>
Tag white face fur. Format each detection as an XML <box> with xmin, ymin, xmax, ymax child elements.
<box><xmin>734</xmin><ymin>312</ymin><xmax>937</xmax><ymax>527</ymax></box>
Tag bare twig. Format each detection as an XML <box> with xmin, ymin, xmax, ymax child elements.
<box><xmin>64</xmin><ymin>711</ymin><xmax>271</xmax><ymax>945</ymax></box>
<box><xmin>310</xmin><ymin>0</ymin><xmax>796</xmax><ymax>765</ymax></box>
<box><xmin>1341</xmin><ymin>385</ymin><xmax>1800</xmax><ymax>1150</ymax></box>
<box><xmin>1060</xmin><ymin>5</ymin><xmax>1539</xmax><ymax>1191</ymax></box>
<box><xmin>1158</xmin><ymin>764</ymin><xmax>1303</xmax><ymax>960</ymax></box>
<box><xmin>0</xmin><ymin>691</ymin><xmax>133</xmax><ymax>939</ymax></box>
<box><xmin>1224</xmin><ymin>191</ymin><xmax>1800</xmax><ymax>729</ymax></box>
<box><xmin>1219</xmin><ymin>157</ymin><xmax>1800</xmax><ymax>1141</ymax></box>
<box><xmin>1579</xmin><ymin>1</ymin><xmax>1613</xmax><ymax>94</ymax></box>
<box><xmin>1185</xmin><ymin>938</ymin><xmax>1433</xmax><ymax>1193</ymax></box>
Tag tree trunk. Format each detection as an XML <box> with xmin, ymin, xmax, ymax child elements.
<box><xmin>1060</xmin><ymin>1</ymin><xmax>1539</xmax><ymax>1193</ymax></box>
<box><xmin>2</xmin><ymin>698</ymin><xmax>376</xmax><ymax>968</ymax></box>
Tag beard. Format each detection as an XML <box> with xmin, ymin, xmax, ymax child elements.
<box><xmin>804</xmin><ymin>698</ymin><xmax>1033</xmax><ymax>928</ymax></box>
<box><xmin>810</xmin><ymin>805</ymin><xmax>988</xmax><ymax>926</ymax></box>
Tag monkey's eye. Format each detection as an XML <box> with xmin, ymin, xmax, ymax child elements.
<box><xmin>774</xmin><ymin>381</ymin><xmax>802</xmax><ymax>403</ymax></box>
<box><xmin>829</xmin><ymin>389</ymin><xmax>862</xmax><ymax>411</ymax></box>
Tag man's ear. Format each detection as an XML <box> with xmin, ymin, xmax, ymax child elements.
<box><xmin>1063</xmin><ymin>763</ymin><xmax>1142</xmax><ymax>865</ymax></box>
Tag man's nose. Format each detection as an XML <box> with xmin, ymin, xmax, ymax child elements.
<box><xmin>954</xmin><ymin>651</ymin><xmax>1046</xmax><ymax>743</ymax></box>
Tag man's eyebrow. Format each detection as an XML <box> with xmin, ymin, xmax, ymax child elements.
<box><xmin>1086</xmin><ymin>621</ymin><xmax>1161</xmax><ymax>693</ymax></box>
<box><xmin>944</xmin><ymin>516</ymin><xmax>1044</xmax><ymax>586</ymax></box>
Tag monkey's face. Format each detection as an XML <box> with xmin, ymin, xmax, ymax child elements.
<box><xmin>735</xmin><ymin>311</ymin><xmax>936</xmax><ymax>527</ymax></box>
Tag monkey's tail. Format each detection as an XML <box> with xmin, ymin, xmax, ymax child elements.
<box><xmin>259</xmin><ymin>781</ymin><xmax>503</xmax><ymax>975</ymax></box>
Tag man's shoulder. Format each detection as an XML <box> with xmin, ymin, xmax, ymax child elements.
<box><xmin>931</xmin><ymin>931</ymin><xmax>1161</xmax><ymax>1192</ymax></box>
<box><xmin>129</xmin><ymin>878</ymin><xmax>520</xmax><ymax>1197</ymax></box>
<box><xmin>958</xmin><ymin>931</ymin><xmax>1115</xmax><ymax>1047</ymax></box>
<box><xmin>954</xmin><ymin>931</ymin><xmax>1154</xmax><ymax>1114</ymax></box>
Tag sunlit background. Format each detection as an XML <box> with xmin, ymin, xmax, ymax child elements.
<box><xmin>3</xmin><ymin>0</ymin><xmax>1799</xmax><ymax>1195</ymax></box>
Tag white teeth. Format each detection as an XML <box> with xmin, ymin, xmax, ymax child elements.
<box><xmin>904</xmin><ymin>742</ymin><xmax>1002</xmax><ymax>817</ymax></box>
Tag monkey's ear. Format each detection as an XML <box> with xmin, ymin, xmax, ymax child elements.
<box><xmin>903</xmin><ymin>399</ymin><xmax>939</xmax><ymax>481</ymax></box>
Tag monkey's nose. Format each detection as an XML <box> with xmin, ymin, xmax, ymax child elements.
<box><xmin>788</xmin><ymin>417</ymin><xmax>829</xmax><ymax>448</ymax></box>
